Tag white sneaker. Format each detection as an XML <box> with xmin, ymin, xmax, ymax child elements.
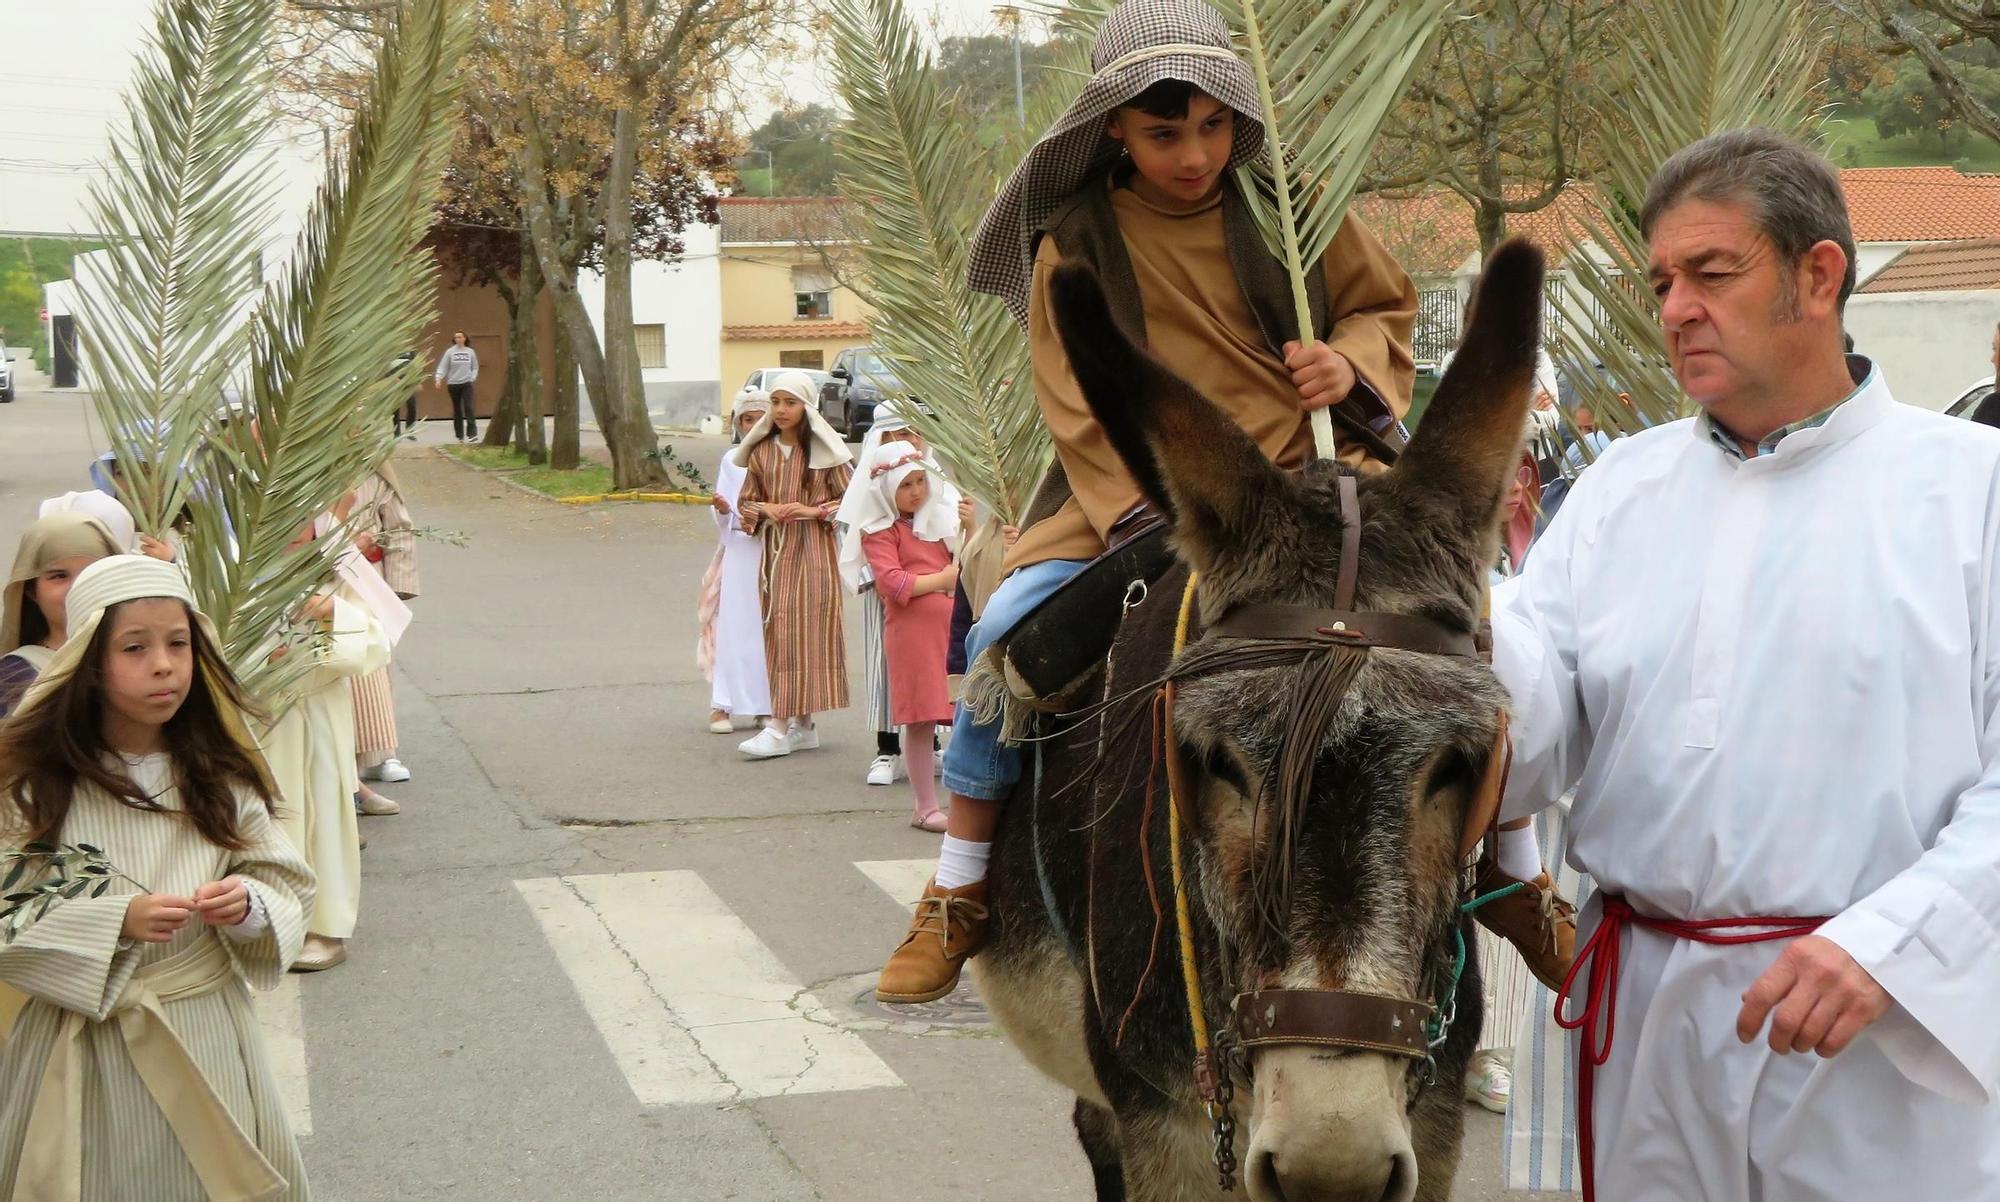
<box><xmin>376</xmin><ymin>757</ymin><xmax>411</xmax><ymax>783</ymax></box>
<box><xmin>866</xmin><ymin>754</ymin><xmax>905</xmax><ymax>785</ymax></box>
<box><xmin>1463</xmin><ymin>1051</ymin><xmax>1511</xmax><ymax>1113</ymax></box>
<box><xmin>788</xmin><ymin>723</ymin><xmax>820</xmax><ymax>752</ymax></box>
<box><xmin>739</xmin><ymin>726</ymin><xmax>792</xmax><ymax>759</ymax></box>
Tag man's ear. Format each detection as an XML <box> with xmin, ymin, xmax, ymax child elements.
<box><xmin>1803</xmin><ymin>239</ymin><xmax>1848</xmax><ymax>320</ymax></box>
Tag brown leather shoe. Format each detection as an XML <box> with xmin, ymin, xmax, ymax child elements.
<box><xmin>1471</xmin><ymin>861</ymin><xmax>1576</xmax><ymax>992</ymax></box>
<box><xmin>875</xmin><ymin>879</ymin><xmax>990</xmax><ymax>1004</ymax></box>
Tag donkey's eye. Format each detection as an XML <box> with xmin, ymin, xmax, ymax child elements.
<box><xmin>1199</xmin><ymin>745</ymin><xmax>1251</xmax><ymax>795</ymax></box>
<box><xmin>1424</xmin><ymin>747</ymin><xmax>1476</xmax><ymax>797</ymax></box>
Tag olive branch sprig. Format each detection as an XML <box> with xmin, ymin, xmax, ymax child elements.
<box><xmin>1</xmin><ymin>843</ymin><xmax>149</xmax><ymax>945</ymax></box>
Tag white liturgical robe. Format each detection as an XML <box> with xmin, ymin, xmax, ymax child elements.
<box><xmin>1492</xmin><ymin>361</ymin><xmax>2000</xmax><ymax>1201</ymax></box>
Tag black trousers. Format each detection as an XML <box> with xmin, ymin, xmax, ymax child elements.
<box><xmin>447</xmin><ymin>381</ymin><xmax>476</xmax><ymax>439</ymax></box>
<box><xmin>393</xmin><ymin>393</ymin><xmax>418</xmax><ymax>434</ymax></box>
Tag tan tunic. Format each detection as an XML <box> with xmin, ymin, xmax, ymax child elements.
<box><xmin>1006</xmin><ymin>189</ymin><xmax>1417</xmax><ymax>572</ymax></box>
<box><xmin>260</xmin><ymin>596</ymin><xmax>388</xmax><ymax>940</ymax></box>
<box><xmin>0</xmin><ymin>760</ymin><xmax>315</xmax><ymax>1200</ymax></box>
<box><xmin>737</xmin><ymin>438</ymin><xmax>854</xmax><ymax>717</ymax></box>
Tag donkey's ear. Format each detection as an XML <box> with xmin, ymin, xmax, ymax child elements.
<box><xmin>1046</xmin><ymin>262</ymin><xmax>1285</xmax><ymax>560</ymax></box>
<box><xmin>1393</xmin><ymin>238</ymin><xmax>1545</xmax><ymax>531</ymax></box>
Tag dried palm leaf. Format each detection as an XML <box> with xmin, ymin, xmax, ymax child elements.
<box><xmin>186</xmin><ymin>0</ymin><xmax>470</xmax><ymax>706</ymax></box>
<box><xmin>79</xmin><ymin>0</ymin><xmax>282</xmax><ymax>537</ymax></box>
<box><xmin>828</xmin><ymin>0</ymin><xmax>1051</xmax><ymax>525</ymax></box>
<box><xmin>1218</xmin><ymin>0</ymin><xmax>1454</xmax><ymax>456</ymax></box>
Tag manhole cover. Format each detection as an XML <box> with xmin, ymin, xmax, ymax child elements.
<box><xmin>814</xmin><ymin>972</ymin><xmax>993</xmax><ymax>1035</ymax></box>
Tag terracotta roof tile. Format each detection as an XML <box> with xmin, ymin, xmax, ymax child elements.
<box><xmin>1350</xmin><ymin>186</ymin><xmax>1607</xmax><ymax>276</ymax></box>
<box><xmin>724</xmin><ymin>321</ymin><xmax>869</xmax><ymax>340</ymax></box>
<box><xmin>717</xmin><ymin>197</ymin><xmax>857</xmax><ymax>245</ymax></box>
<box><xmin>1837</xmin><ymin>167</ymin><xmax>2000</xmax><ymax>243</ymax></box>
<box><xmin>1856</xmin><ymin>238</ymin><xmax>2000</xmax><ymax>293</ymax></box>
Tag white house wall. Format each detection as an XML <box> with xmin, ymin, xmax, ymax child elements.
<box><xmin>576</xmin><ymin>223</ymin><xmax>723</xmax><ymax>430</ymax></box>
<box><xmin>1844</xmin><ymin>289</ymin><xmax>2000</xmax><ymax>411</ymax></box>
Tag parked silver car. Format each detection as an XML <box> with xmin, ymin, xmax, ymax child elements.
<box><xmin>0</xmin><ymin>341</ymin><xmax>15</xmax><ymax>402</ymax></box>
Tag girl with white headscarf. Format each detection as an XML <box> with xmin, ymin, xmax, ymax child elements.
<box><xmin>837</xmin><ymin>400</ymin><xmax>966</xmax><ymax>785</ymax></box>
<box><xmin>698</xmin><ymin>393</ymin><xmax>773</xmax><ymax>732</ymax></box>
<box><xmin>0</xmin><ymin>513</ymin><xmax>123</xmax><ymax>719</ymax></box>
<box><xmin>850</xmin><ymin>443</ymin><xmax>963</xmax><ymax>831</ymax></box>
<box><xmin>0</xmin><ymin>555</ymin><xmax>316</xmax><ymax>1200</ymax></box>
<box><xmin>730</xmin><ymin>371</ymin><xmax>854</xmax><ymax>758</ymax></box>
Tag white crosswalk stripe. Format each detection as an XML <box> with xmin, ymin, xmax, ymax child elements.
<box><xmin>517</xmin><ymin>870</ymin><xmax>903</xmax><ymax>1105</ymax></box>
<box><xmin>854</xmin><ymin>858</ymin><xmax>934</xmax><ymax>909</ymax></box>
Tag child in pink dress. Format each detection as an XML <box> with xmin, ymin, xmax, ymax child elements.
<box><xmin>851</xmin><ymin>444</ymin><xmax>962</xmax><ymax>831</ymax></box>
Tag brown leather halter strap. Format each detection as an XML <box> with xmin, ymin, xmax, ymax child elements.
<box><xmin>1234</xmin><ymin>989</ymin><xmax>1431</xmax><ymax>1058</ymax></box>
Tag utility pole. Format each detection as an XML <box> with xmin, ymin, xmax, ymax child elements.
<box><xmin>996</xmin><ymin>5</ymin><xmax>1025</xmax><ymax>126</ymax></box>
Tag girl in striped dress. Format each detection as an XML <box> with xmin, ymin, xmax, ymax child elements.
<box><xmin>0</xmin><ymin>554</ymin><xmax>316</xmax><ymax>1201</ymax></box>
<box><xmin>732</xmin><ymin>372</ymin><xmax>854</xmax><ymax>759</ymax></box>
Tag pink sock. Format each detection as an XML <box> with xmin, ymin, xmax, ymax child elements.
<box><xmin>905</xmin><ymin>723</ymin><xmax>938</xmax><ymax>811</ymax></box>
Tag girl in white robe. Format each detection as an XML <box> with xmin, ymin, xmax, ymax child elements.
<box><xmin>0</xmin><ymin>554</ymin><xmax>316</xmax><ymax>1201</ymax></box>
<box><xmin>258</xmin><ymin>520</ymin><xmax>394</xmax><ymax>972</ymax></box>
<box><xmin>701</xmin><ymin>396</ymin><xmax>773</xmax><ymax>732</ymax></box>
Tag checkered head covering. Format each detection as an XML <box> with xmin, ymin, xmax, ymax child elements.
<box><xmin>966</xmin><ymin>0</ymin><xmax>1264</xmax><ymax>326</ymax></box>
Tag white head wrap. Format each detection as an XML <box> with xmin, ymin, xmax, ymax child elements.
<box><xmin>729</xmin><ymin>371</ymin><xmax>853</xmax><ymax>470</ymax></box>
<box><xmin>39</xmin><ymin>489</ymin><xmax>139</xmax><ymax>553</ymax></box>
<box><xmin>836</xmin><ymin>442</ymin><xmax>962</xmax><ymax>593</ymax></box>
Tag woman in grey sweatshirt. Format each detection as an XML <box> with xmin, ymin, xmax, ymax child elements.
<box><xmin>435</xmin><ymin>332</ymin><xmax>479</xmax><ymax>441</ymax></box>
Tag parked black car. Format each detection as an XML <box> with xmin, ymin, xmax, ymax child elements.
<box><xmin>819</xmin><ymin>346</ymin><xmax>905</xmax><ymax>440</ymax></box>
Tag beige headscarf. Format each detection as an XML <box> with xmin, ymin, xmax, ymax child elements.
<box><xmin>13</xmin><ymin>555</ymin><xmax>276</xmax><ymax>796</ymax></box>
<box><xmin>3</xmin><ymin>512</ymin><xmax>124</xmax><ymax>660</ymax></box>
<box><xmin>729</xmin><ymin>370</ymin><xmax>852</xmax><ymax>471</ymax></box>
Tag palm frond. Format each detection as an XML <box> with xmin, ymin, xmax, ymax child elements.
<box><xmin>1219</xmin><ymin>0</ymin><xmax>1455</xmax><ymax>456</ymax></box>
<box><xmin>1556</xmin><ymin>0</ymin><xmax>1822</xmax><ymax>438</ymax></box>
<box><xmin>188</xmin><ymin>0</ymin><xmax>471</xmax><ymax>704</ymax></box>
<box><xmin>829</xmin><ymin>0</ymin><xmax>1050</xmax><ymax>524</ymax></box>
<box><xmin>79</xmin><ymin>0</ymin><xmax>283</xmax><ymax>536</ymax></box>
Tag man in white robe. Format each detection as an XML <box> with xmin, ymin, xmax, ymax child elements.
<box><xmin>1493</xmin><ymin>127</ymin><xmax>2000</xmax><ymax>1200</ymax></box>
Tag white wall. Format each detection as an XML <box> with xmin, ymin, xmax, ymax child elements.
<box><xmin>1844</xmin><ymin>289</ymin><xmax>2000</xmax><ymax>411</ymax></box>
<box><xmin>1854</xmin><ymin>242</ymin><xmax>1912</xmax><ymax>287</ymax></box>
<box><xmin>576</xmin><ymin>223</ymin><xmax>723</xmax><ymax>429</ymax></box>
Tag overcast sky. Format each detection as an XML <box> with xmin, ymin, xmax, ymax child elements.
<box><xmin>0</xmin><ymin>0</ymin><xmax>1046</xmax><ymax>235</ymax></box>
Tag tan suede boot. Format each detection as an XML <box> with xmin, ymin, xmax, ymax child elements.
<box><xmin>1471</xmin><ymin>861</ymin><xmax>1577</xmax><ymax>991</ymax></box>
<box><xmin>875</xmin><ymin>879</ymin><xmax>990</xmax><ymax>1004</ymax></box>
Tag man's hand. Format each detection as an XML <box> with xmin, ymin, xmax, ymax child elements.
<box><xmin>1283</xmin><ymin>340</ymin><xmax>1357</xmax><ymax>412</ymax></box>
<box><xmin>957</xmin><ymin>497</ymin><xmax>974</xmax><ymax>530</ymax></box>
<box><xmin>191</xmin><ymin>877</ymin><xmax>251</xmax><ymax>927</ymax></box>
<box><xmin>353</xmin><ymin>530</ymin><xmax>380</xmax><ymax>559</ymax></box>
<box><xmin>137</xmin><ymin>535</ymin><xmax>175</xmax><ymax>563</ymax></box>
<box><xmin>1001</xmin><ymin>525</ymin><xmax>1020</xmax><ymax>548</ymax></box>
<box><xmin>1737</xmin><ymin>935</ymin><xmax>1893</xmax><ymax>1057</ymax></box>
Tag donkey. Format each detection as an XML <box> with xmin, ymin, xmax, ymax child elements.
<box><xmin>971</xmin><ymin>239</ymin><xmax>1546</xmax><ymax>1202</ymax></box>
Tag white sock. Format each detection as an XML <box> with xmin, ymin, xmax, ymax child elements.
<box><xmin>935</xmin><ymin>835</ymin><xmax>992</xmax><ymax>890</ymax></box>
<box><xmin>1496</xmin><ymin>824</ymin><xmax>1543</xmax><ymax>882</ymax></box>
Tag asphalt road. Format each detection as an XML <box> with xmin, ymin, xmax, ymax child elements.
<box><xmin>0</xmin><ymin>387</ymin><xmax>1567</xmax><ymax>1201</ymax></box>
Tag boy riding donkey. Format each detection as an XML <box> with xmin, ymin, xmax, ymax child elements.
<box><xmin>875</xmin><ymin>0</ymin><xmax>1576</xmax><ymax>1010</ymax></box>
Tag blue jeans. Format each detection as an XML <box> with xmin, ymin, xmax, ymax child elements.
<box><xmin>940</xmin><ymin>558</ymin><xmax>1088</xmax><ymax>801</ymax></box>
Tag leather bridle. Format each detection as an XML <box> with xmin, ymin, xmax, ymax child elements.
<box><xmin>1158</xmin><ymin>473</ymin><xmax>1510</xmax><ymax>1189</ymax></box>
